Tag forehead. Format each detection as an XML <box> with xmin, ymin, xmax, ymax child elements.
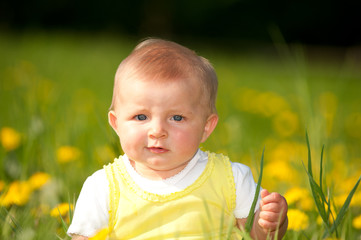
<box><xmin>118</xmin><ymin>75</ymin><xmax>202</xmax><ymax>96</ymax></box>
<box><xmin>115</xmin><ymin>76</ymin><xmax>207</xmax><ymax>109</ymax></box>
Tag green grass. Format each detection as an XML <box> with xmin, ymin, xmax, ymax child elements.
<box><xmin>1</xmin><ymin>30</ymin><xmax>361</xmax><ymax>239</ymax></box>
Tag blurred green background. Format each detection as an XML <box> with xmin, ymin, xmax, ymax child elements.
<box><xmin>1</xmin><ymin>1</ymin><xmax>361</xmax><ymax>239</ymax></box>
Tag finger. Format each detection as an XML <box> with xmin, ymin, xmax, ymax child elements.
<box><xmin>259</xmin><ymin>209</ymin><xmax>281</xmax><ymax>223</ymax></box>
<box><xmin>260</xmin><ymin>202</ymin><xmax>283</xmax><ymax>212</ymax></box>
<box><xmin>260</xmin><ymin>189</ymin><xmax>270</xmax><ymax>208</ymax></box>
<box><xmin>260</xmin><ymin>189</ymin><xmax>270</xmax><ymax>199</ymax></box>
<box><xmin>258</xmin><ymin>218</ymin><xmax>279</xmax><ymax>232</ymax></box>
<box><xmin>261</xmin><ymin>192</ymin><xmax>283</xmax><ymax>204</ymax></box>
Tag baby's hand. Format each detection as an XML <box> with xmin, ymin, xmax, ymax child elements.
<box><xmin>258</xmin><ymin>189</ymin><xmax>288</xmax><ymax>233</ymax></box>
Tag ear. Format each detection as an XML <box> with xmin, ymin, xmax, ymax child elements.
<box><xmin>108</xmin><ymin>110</ymin><xmax>119</xmax><ymax>136</ymax></box>
<box><xmin>201</xmin><ymin>113</ymin><xmax>218</xmax><ymax>143</ymax></box>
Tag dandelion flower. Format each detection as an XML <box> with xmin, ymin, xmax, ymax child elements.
<box><xmin>264</xmin><ymin>160</ymin><xmax>299</xmax><ymax>184</ymax></box>
<box><xmin>334</xmin><ymin>191</ymin><xmax>361</xmax><ymax>208</ymax></box>
<box><xmin>28</xmin><ymin>172</ymin><xmax>51</xmax><ymax>190</ymax></box>
<box><xmin>287</xmin><ymin>209</ymin><xmax>309</xmax><ymax>231</ymax></box>
<box><xmin>50</xmin><ymin>203</ymin><xmax>74</xmax><ymax>217</ymax></box>
<box><xmin>284</xmin><ymin>187</ymin><xmax>313</xmax><ymax>211</ymax></box>
<box><xmin>0</xmin><ymin>181</ymin><xmax>32</xmax><ymax>207</ymax></box>
<box><xmin>90</xmin><ymin>228</ymin><xmax>109</xmax><ymax>240</ymax></box>
<box><xmin>0</xmin><ymin>127</ymin><xmax>21</xmax><ymax>151</ymax></box>
<box><xmin>352</xmin><ymin>214</ymin><xmax>361</xmax><ymax>229</ymax></box>
<box><xmin>56</xmin><ymin>146</ymin><xmax>81</xmax><ymax>163</ymax></box>
<box><xmin>256</xmin><ymin>91</ymin><xmax>289</xmax><ymax>117</ymax></box>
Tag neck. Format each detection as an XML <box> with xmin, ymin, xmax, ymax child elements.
<box><xmin>129</xmin><ymin>160</ymin><xmax>191</xmax><ymax>180</ymax></box>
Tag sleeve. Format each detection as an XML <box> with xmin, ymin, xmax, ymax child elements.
<box><xmin>231</xmin><ymin>162</ymin><xmax>262</xmax><ymax>219</ymax></box>
<box><xmin>67</xmin><ymin>169</ymin><xmax>109</xmax><ymax>237</ymax></box>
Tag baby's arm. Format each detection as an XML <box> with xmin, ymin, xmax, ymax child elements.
<box><xmin>71</xmin><ymin>234</ymin><xmax>88</xmax><ymax>240</ymax></box>
<box><xmin>237</xmin><ymin>189</ymin><xmax>288</xmax><ymax>239</ymax></box>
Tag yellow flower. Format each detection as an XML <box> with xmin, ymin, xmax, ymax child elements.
<box><xmin>269</xmin><ymin>141</ymin><xmax>307</xmax><ymax>164</ymax></box>
<box><xmin>0</xmin><ymin>181</ymin><xmax>32</xmax><ymax>207</ymax></box>
<box><xmin>255</xmin><ymin>91</ymin><xmax>289</xmax><ymax>117</ymax></box>
<box><xmin>287</xmin><ymin>209</ymin><xmax>309</xmax><ymax>231</ymax></box>
<box><xmin>90</xmin><ymin>228</ymin><xmax>109</xmax><ymax>240</ymax></box>
<box><xmin>352</xmin><ymin>214</ymin><xmax>361</xmax><ymax>229</ymax></box>
<box><xmin>0</xmin><ymin>127</ymin><xmax>21</xmax><ymax>151</ymax></box>
<box><xmin>28</xmin><ymin>172</ymin><xmax>51</xmax><ymax>190</ymax></box>
<box><xmin>56</xmin><ymin>146</ymin><xmax>81</xmax><ymax>163</ymax></box>
<box><xmin>264</xmin><ymin>160</ymin><xmax>299</xmax><ymax>184</ymax></box>
<box><xmin>334</xmin><ymin>191</ymin><xmax>361</xmax><ymax>208</ymax></box>
<box><xmin>284</xmin><ymin>187</ymin><xmax>314</xmax><ymax>211</ymax></box>
<box><xmin>50</xmin><ymin>203</ymin><xmax>74</xmax><ymax>217</ymax></box>
<box><xmin>272</xmin><ymin>111</ymin><xmax>299</xmax><ymax>137</ymax></box>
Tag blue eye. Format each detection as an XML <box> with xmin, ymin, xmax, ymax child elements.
<box><xmin>172</xmin><ymin>115</ymin><xmax>183</xmax><ymax>121</ymax></box>
<box><xmin>135</xmin><ymin>114</ymin><xmax>147</xmax><ymax>121</ymax></box>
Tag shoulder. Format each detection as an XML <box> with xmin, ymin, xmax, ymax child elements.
<box><xmin>230</xmin><ymin>161</ymin><xmax>256</xmax><ymax>184</ymax></box>
<box><xmin>231</xmin><ymin>162</ymin><xmax>255</xmax><ymax>188</ymax></box>
<box><xmin>80</xmin><ymin>169</ymin><xmax>109</xmax><ymax>197</ymax></box>
<box><xmin>231</xmin><ymin>162</ymin><xmax>252</xmax><ymax>177</ymax></box>
<box><xmin>86</xmin><ymin>169</ymin><xmax>107</xmax><ymax>185</ymax></box>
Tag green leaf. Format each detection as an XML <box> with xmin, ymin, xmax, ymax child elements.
<box><xmin>305</xmin><ymin>131</ymin><xmax>313</xmax><ymax>178</ymax></box>
<box><xmin>245</xmin><ymin>147</ymin><xmax>264</xmax><ymax>232</ymax></box>
<box><xmin>0</xmin><ymin>207</ymin><xmax>21</xmax><ymax>233</ymax></box>
<box><xmin>325</xmin><ymin>175</ymin><xmax>361</xmax><ymax>238</ymax></box>
<box><xmin>302</xmin><ymin>161</ymin><xmax>328</xmax><ymax>225</ymax></box>
<box><xmin>303</xmin><ymin>133</ymin><xmax>330</xmax><ymax>230</ymax></box>
<box><xmin>58</xmin><ymin>206</ymin><xmax>69</xmax><ymax>234</ymax></box>
<box><xmin>319</xmin><ymin>145</ymin><xmax>324</xmax><ymax>193</ymax></box>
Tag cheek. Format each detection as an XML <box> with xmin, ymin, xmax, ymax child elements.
<box><xmin>172</xmin><ymin>127</ymin><xmax>203</xmax><ymax>148</ymax></box>
<box><xmin>118</xmin><ymin>125</ymin><xmax>146</xmax><ymax>149</ymax></box>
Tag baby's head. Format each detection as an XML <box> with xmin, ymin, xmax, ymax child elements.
<box><xmin>110</xmin><ymin>38</ymin><xmax>218</xmax><ymax>116</ymax></box>
<box><xmin>108</xmin><ymin>39</ymin><xmax>219</xmax><ymax>178</ymax></box>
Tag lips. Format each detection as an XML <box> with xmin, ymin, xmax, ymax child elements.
<box><xmin>147</xmin><ymin>147</ymin><xmax>169</xmax><ymax>154</ymax></box>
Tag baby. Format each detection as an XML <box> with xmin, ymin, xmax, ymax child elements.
<box><xmin>68</xmin><ymin>38</ymin><xmax>288</xmax><ymax>239</ymax></box>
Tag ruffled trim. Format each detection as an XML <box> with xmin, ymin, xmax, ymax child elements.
<box><xmin>104</xmin><ymin>161</ymin><xmax>119</xmax><ymax>233</ymax></box>
<box><xmin>113</xmin><ymin>152</ymin><xmax>215</xmax><ymax>203</ymax></box>
<box><xmin>220</xmin><ymin>154</ymin><xmax>236</xmax><ymax>211</ymax></box>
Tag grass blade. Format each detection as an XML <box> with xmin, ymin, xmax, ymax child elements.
<box><xmin>325</xmin><ymin>175</ymin><xmax>361</xmax><ymax>238</ymax></box>
<box><xmin>245</xmin><ymin>147</ymin><xmax>264</xmax><ymax>232</ymax></box>
<box><xmin>302</xmin><ymin>137</ymin><xmax>330</xmax><ymax>231</ymax></box>
<box><xmin>0</xmin><ymin>207</ymin><xmax>22</xmax><ymax>234</ymax></box>
<box><xmin>305</xmin><ymin>131</ymin><xmax>313</xmax><ymax>178</ymax></box>
<box><xmin>302</xmin><ymin>161</ymin><xmax>328</xmax><ymax>225</ymax></box>
<box><xmin>319</xmin><ymin>145</ymin><xmax>324</xmax><ymax>193</ymax></box>
<box><xmin>57</xmin><ymin>207</ymin><xmax>69</xmax><ymax>234</ymax></box>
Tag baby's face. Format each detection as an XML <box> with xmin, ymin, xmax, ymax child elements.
<box><xmin>109</xmin><ymin>77</ymin><xmax>218</xmax><ymax>179</ymax></box>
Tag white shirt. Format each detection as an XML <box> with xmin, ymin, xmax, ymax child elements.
<box><xmin>67</xmin><ymin>150</ymin><xmax>261</xmax><ymax>237</ymax></box>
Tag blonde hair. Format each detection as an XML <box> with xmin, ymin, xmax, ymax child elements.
<box><xmin>110</xmin><ymin>38</ymin><xmax>218</xmax><ymax>113</ymax></box>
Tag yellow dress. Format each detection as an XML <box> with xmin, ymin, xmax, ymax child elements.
<box><xmin>104</xmin><ymin>152</ymin><xmax>240</xmax><ymax>239</ymax></box>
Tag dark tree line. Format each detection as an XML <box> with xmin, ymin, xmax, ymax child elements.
<box><xmin>1</xmin><ymin>0</ymin><xmax>360</xmax><ymax>46</ymax></box>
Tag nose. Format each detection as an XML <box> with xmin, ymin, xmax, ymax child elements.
<box><xmin>148</xmin><ymin>119</ymin><xmax>168</xmax><ymax>139</ymax></box>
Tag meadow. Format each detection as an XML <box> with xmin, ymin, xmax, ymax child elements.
<box><xmin>0</xmin><ymin>31</ymin><xmax>360</xmax><ymax>239</ymax></box>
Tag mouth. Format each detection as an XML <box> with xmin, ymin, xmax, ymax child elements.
<box><xmin>147</xmin><ymin>147</ymin><xmax>169</xmax><ymax>154</ymax></box>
